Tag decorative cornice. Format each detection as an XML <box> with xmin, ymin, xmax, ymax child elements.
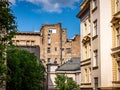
<box><xmin>76</xmin><ymin>0</ymin><xmax>90</xmax><ymax>18</ymax></box>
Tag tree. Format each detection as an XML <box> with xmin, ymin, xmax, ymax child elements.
<box><xmin>6</xmin><ymin>47</ymin><xmax>45</xmax><ymax>90</ymax></box>
<box><xmin>55</xmin><ymin>74</ymin><xmax>80</xmax><ymax>90</ymax></box>
<box><xmin>0</xmin><ymin>0</ymin><xmax>17</xmax><ymax>87</ymax></box>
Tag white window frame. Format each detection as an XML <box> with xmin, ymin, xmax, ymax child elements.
<box><xmin>93</xmin><ymin>50</ymin><xmax>98</xmax><ymax>67</ymax></box>
<box><xmin>48</xmin><ymin>37</ymin><xmax>51</xmax><ymax>44</ymax></box>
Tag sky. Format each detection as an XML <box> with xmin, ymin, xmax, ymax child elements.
<box><xmin>9</xmin><ymin>0</ymin><xmax>82</xmax><ymax>38</ymax></box>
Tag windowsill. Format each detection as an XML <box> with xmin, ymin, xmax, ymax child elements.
<box><xmin>92</xmin><ymin>7</ymin><xmax>97</xmax><ymax>13</ymax></box>
<box><xmin>92</xmin><ymin>35</ymin><xmax>98</xmax><ymax>40</ymax></box>
<box><xmin>93</xmin><ymin>66</ymin><xmax>98</xmax><ymax>70</ymax></box>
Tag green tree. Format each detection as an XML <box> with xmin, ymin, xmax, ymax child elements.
<box><xmin>6</xmin><ymin>47</ymin><xmax>45</xmax><ymax>90</ymax></box>
<box><xmin>55</xmin><ymin>74</ymin><xmax>80</xmax><ymax>90</ymax></box>
<box><xmin>0</xmin><ymin>0</ymin><xmax>17</xmax><ymax>87</ymax></box>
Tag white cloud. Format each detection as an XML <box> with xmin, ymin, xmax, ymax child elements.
<box><xmin>18</xmin><ymin>0</ymin><xmax>80</xmax><ymax>13</ymax></box>
<box><xmin>9</xmin><ymin>0</ymin><xmax>16</xmax><ymax>4</ymax></box>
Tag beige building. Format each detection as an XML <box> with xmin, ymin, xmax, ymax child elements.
<box><xmin>77</xmin><ymin>0</ymin><xmax>116</xmax><ymax>90</ymax></box>
<box><xmin>111</xmin><ymin>0</ymin><xmax>120</xmax><ymax>89</ymax></box>
<box><xmin>12</xmin><ymin>23</ymin><xmax>80</xmax><ymax>67</ymax></box>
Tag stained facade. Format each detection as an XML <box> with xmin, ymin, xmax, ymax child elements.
<box><xmin>12</xmin><ymin>23</ymin><xmax>80</xmax><ymax>67</ymax></box>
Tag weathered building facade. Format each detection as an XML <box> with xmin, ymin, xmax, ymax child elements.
<box><xmin>12</xmin><ymin>23</ymin><xmax>80</xmax><ymax>67</ymax></box>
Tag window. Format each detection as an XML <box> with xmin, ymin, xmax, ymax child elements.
<box><xmin>93</xmin><ymin>50</ymin><xmax>98</xmax><ymax>67</ymax></box>
<box><xmin>26</xmin><ymin>41</ymin><xmax>30</xmax><ymax>46</ymax></box>
<box><xmin>48</xmin><ymin>29</ymin><xmax>56</xmax><ymax>34</ymax></box>
<box><xmin>48</xmin><ymin>37</ymin><xmax>51</xmax><ymax>44</ymax></box>
<box><xmin>55</xmin><ymin>47</ymin><xmax>57</xmax><ymax>51</ymax></box>
<box><xmin>84</xmin><ymin>45</ymin><xmax>87</xmax><ymax>59</ymax></box>
<box><xmin>84</xmin><ymin>69</ymin><xmax>87</xmax><ymax>83</ymax></box>
<box><xmin>117</xmin><ymin>61</ymin><xmax>120</xmax><ymax>80</ymax></box>
<box><xmin>54</xmin><ymin>58</ymin><xmax>57</xmax><ymax>64</ymax></box>
<box><xmin>116</xmin><ymin>0</ymin><xmax>120</xmax><ymax>12</ymax></box>
<box><xmin>47</xmin><ymin>48</ymin><xmax>51</xmax><ymax>53</ymax></box>
<box><xmin>93</xmin><ymin>20</ymin><xmax>97</xmax><ymax>37</ymax></box>
<box><xmin>31</xmin><ymin>41</ymin><xmax>35</xmax><ymax>46</ymax></box>
<box><xmin>48</xmin><ymin>30</ymin><xmax>52</xmax><ymax>34</ymax></box>
<box><xmin>62</xmin><ymin>48</ymin><xmax>64</xmax><ymax>51</ymax></box>
<box><xmin>16</xmin><ymin>40</ymin><xmax>19</xmax><ymax>45</ymax></box>
<box><xmin>94</xmin><ymin>77</ymin><xmax>98</xmax><ymax>90</ymax></box>
<box><xmin>68</xmin><ymin>77</ymin><xmax>73</xmax><ymax>80</ymax></box>
<box><xmin>47</xmin><ymin>58</ymin><xmax>51</xmax><ymax>63</ymax></box>
<box><xmin>116</xmin><ymin>27</ymin><xmax>120</xmax><ymax>47</ymax></box>
<box><xmin>84</xmin><ymin>22</ymin><xmax>87</xmax><ymax>30</ymax></box>
<box><xmin>93</xmin><ymin>0</ymin><xmax>97</xmax><ymax>9</ymax></box>
<box><xmin>66</xmin><ymin>48</ymin><xmax>71</xmax><ymax>53</ymax></box>
<box><xmin>88</xmin><ymin>68</ymin><xmax>91</xmax><ymax>83</ymax></box>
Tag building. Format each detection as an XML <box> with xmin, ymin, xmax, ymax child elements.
<box><xmin>12</xmin><ymin>32</ymin><xmax>41</xmax><ymax>60</ymax></box>
<box><xmin>47</xmin><ymin>57</ymin><xmax>81</xmax><ymax>90</ymax></box>
<box><xmin>12</xmin><ymin>23</ymin><xmax>80</xmax><ymax>67</ymax></box>
<box><xmin>77</xmin><ymin>0</ymin><xmax>115</xmax><ymax>90</ymax></box>
<box><xmin>111</xmin><ymin>0</ymin><xmax>120</xmax><ymax>89</ymax></box>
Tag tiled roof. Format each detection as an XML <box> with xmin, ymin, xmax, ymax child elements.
<box><xmin>56</xmin><ymin>57</ymin><xmax>80</xmax><ymax>71</ymax></box>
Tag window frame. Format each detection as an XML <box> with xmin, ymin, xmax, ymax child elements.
<box><xmin>93</xmin><ymin>50</ymin><xmax>98</xmax><ymax>68</ymax></box>
<box><xmin>47</xmin><ymin>47</ymin><xmax>51</xmax><ymax>53</ymax></box>
<box><xmin>66</xmin><ymin>48</ymin><xmax>71</xmax><ymax>53</ymax></box>
<box><xmin>93</xmin><ymin>20</ymin><xmax>97</xmax><ymax>36</ymax></box>
<box><xmin>47</xmin><ymin>58</ymin><xmax>51</xmax><ymax>63</ymax></box>
<box><xmin>116</xmin><ymin>27</ymin><xmax>120</xmax><ymax>47</ymax></box>
<box><xmin>94</xmin><ymin>77</ymin><xmax>98</xmax><ymax>90</ymax></box>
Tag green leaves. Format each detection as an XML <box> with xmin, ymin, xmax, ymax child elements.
<box><xmin>55</xmin><ymin>74</ymin><xmax>80</xmax><ymax>90</ymax></box>
<box><xmin>7</xmin><ymin>47</ymin><xmax>45</xmax><ymax>90</ymax></box>
<box><xmin>0</xmin><ymin>0</ymin><xmax>17</xmax><ymax>87</ymax></box>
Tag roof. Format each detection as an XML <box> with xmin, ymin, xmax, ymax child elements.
<box><xmin>56</xmin><ymin>57</ymin><xmax>80</xmax><ymax>71</ymax></box>
<box><xmin>16</xmin><ymin>32</ymin><xmax>40</xmax><ymax>36</ymax></box>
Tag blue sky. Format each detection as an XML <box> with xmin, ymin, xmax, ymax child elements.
<box><xmin>9</xmin><ymin>0</ymin><xmax>82</xmax><ymax>38</ymax></box>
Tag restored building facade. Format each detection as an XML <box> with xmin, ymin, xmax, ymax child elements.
<box><xmin>12</xmin><ymin>23</ymin><xmax>80</xmax><ymax>67</ymax></box>
<box><xmin>77</xmin><ymin>0</ymin><xmax>114</xmax><ymax>89</ymax></box>
<box><xmin>111</xmin><ymin>0</ymin><xmax>120</xmax><ymax>89</ymax></box>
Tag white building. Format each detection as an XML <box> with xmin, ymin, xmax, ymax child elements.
<box><xmin>77</xmin><ymin>0</ymin><xmax>115</xmax><ymax>89</ymax></box>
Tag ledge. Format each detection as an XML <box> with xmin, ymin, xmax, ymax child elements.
<box><xmin>81</xmin><ymin>83</ymin><xmax>91</xmax><ymax>85</ymax></box>
<box><xmin>111</xmin><ymin>46</ymin><xmax>120</xmax><ymax>51</ymax></box>
<box><xmin>112</xmin><ymin>81</ymin><xmax>120</xmax><ymax>84</ymax></box>
<box><xmin>92</xmin><ymin>7</ymin><xmax>97</xmax><ymax>13</ymax></box>
<box><xmin>93</xmin><ymin>66</ymin><xmax>98</xmax><ymax>70</ymax></box>
<box><xmin>92</xmin><ymin>35</ymin><xmax>98</xmax><ymax>40</ymax></box>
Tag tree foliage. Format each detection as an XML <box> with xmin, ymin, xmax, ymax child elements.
<box><xmin>55</xmin><ymin>74</ymin><xmax>80</xmax><ymax>90</ymax></box>
<box><xmin>0</xmin><ymin>0</ymin><xmax>17</xmax><ymax>87</ymax></box>
<box><xmin>6</xmin><ymin>47</ymin><xmax>45</xmax><ymax>90</ymax></box>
